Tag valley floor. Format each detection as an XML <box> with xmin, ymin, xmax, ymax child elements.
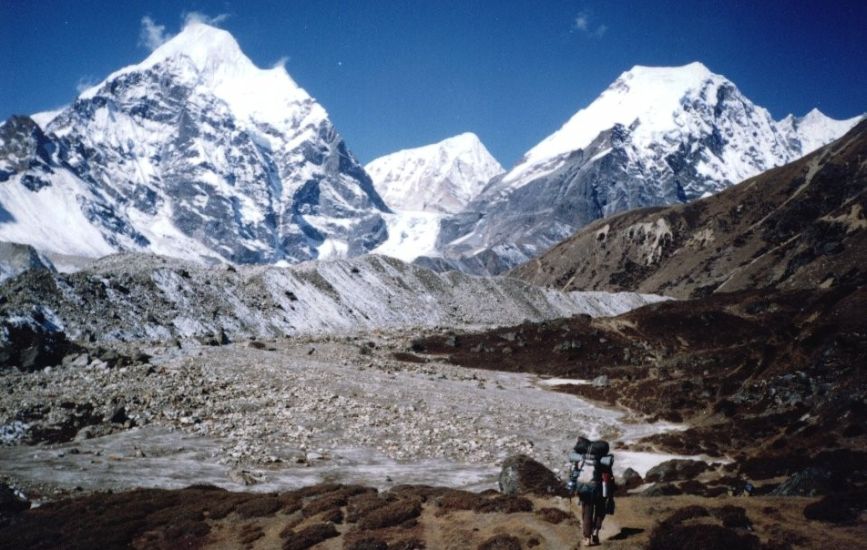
<box><xmin>0</xmin><ymin>330</ymin><xmax>691</xmax><ymax>503</ymax></box>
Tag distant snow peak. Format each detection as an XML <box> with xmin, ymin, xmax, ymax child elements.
<box><xmin>780</xmin><ymin>108</ymin><xmax>865</xmax><ymax>155</ymax></box>
<box><xmin>366</xmin><ymin>132</ymin><xmax>504</xmax><ymax>214</ymax></box>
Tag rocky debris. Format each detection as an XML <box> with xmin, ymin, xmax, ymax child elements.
<box><xmin>645</xmin><ymin>459</ymin><xmax>712</xmax><ymax>483</ymax></box>
<box><xmin>0</xmin><ymin>253</ymin><xmax>665</xmax><ymax>344</ymax></box>
<box><xmin>1</xmin><ymin>334</ymin><xmax>651</xmax><ymax>478</ymax></box>
<box><xmin>498</xmin><ymin>454</ymin><xmax>566</xmax><ymax>497</ymax></box>
<box><xmin>770</xmin><ymin>467</ymin><xmax>835</xmax><ymax>496</ymax></box>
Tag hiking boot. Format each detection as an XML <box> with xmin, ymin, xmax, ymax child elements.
<box><xmin>592</xmin><ymin>534</ymin><xmax>601</xmax><ymax>545</ymax></box>
<box><xmin>581</xmin><ymin>537</ymin><xmax>593</xmax><ymax>547</ymax></box>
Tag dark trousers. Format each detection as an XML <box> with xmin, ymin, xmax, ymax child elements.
<box><xmin>581</xmin><ymin>497</ymin><xmax>606</xmax><ymax>538</ymax></box>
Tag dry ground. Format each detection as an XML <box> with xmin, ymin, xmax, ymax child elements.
<box><xmin>2</xmin><ymin>483</ymin><xmax>865</xmax><ymax>549</ymax></box>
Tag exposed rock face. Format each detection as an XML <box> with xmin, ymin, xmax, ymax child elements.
<box><xmin>0</xmin><ymin>305</ymin><xmax>80</xmax><ymax>371</ymax></box>
<box><xmin>770</xmin><ymin>467</ymin><xmax>835</xmax><ymax>497</ymax></box>
<box><xmin>0</xmin><ymin>22</ymin><xmax>388</xmax><ymax>264</ymax></box>
<box><xmin>619</xmin><ymin>468</ymin><xmax>643</xmax><ymax>491</ymax></box>
<box><xmin>498</xmin><ymin>454</ymin><xmax>566</xmax><ymax>497</ymax></box>
<box><xmin>425</xmin><ymin>63</ymin><xmax>863</xmax><ymax>275</ymax></box>
<box><xmin>0</xmin><ymin>241</ymin><xmax>55</xmax><ymax>283</ymax></box>
<box><xmin>513</xmin><ymin>120</ymin><xmax>867</xmax><ymax>298</ymax></box>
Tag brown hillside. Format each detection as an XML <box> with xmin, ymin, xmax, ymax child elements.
<box><xmin>512</xmin><ymin>120</ymin><xmax>867</xmax><ymax>299</ymax></box>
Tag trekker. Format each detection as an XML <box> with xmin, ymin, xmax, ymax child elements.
<box><xmin>566</xmin><ymin>437</ymin><xmax>616</xmax><ymax>547</ymax></box>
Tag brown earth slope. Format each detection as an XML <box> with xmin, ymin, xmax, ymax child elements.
<box><xmin>511</xmin><ymin>120</ymin><xmax>867</xmax><ymax>299</ymax></box>
<box><xmin>413</xmin><ymin>284</ymin><xmax>867</xmax><ymax>488</ymax></box>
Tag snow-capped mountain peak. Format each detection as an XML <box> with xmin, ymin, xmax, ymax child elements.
<box><xmin>365</xmin><ymin>132</ymin><xmax>504</xmax><ymax>214</ymax></box>
<box><xmin>1</xmin><ymin>22</ymin><xmax>388</xmax><ymax>265</ymax></box>
<box><xmin>508</xmin><ymin>62</ymin><xmax>748</xmax><ymax>185</ymax></box>
<box><xmin>431</xmin><ymin>62</ymin><xmax>863</xmax><ymax>275</ymax></box>
<box><xmin>79</xmin><ymin>22</ymin><xmax>318</xmax><ymax>130</ymax></box>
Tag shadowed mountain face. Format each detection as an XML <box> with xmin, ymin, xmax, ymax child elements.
<box><xmin>512</xmin><ymin>120</ymin><xmax>867</xmax><ymax>299</ymax></box>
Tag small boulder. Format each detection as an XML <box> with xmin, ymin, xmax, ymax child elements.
<box><xmin>0</xmin><ymin>482</ymin><xmax>30</xmax><ymax>516</ymax></box>
<box><xmin>592</xmin><ymin>375</ymin><xmax>609</xmax><ymax>387</ymax></box>
<box><xmin>620</xmin><ymin>467</ymin><xmax>643</xmax><ymax>491</ymax></box>
<box><xmin>109</xmin><ymin>406</ymin><xmax>128</xmax><ymax>424</ymax></box>
<box><xmin>498</xmin><ymin>454</ymin><xmax>566</xmax><ymax>497</ymax></box>
<box><xmin>639</xmin><ymin>482</ymin><xmax>684</xmax><ymax>497</ymax></box>
<box><xmin>0</xmin><ymin>308</ymin><xmax>81</xmax><ymax>372</ymax></box>
<box><xmin>770</xmin><ymin>467</ymin><xmax>834</xmax><ymax>496</ymax></box>
<box><xmin>645</xmin><ymin>459</ymin><xmax>710</xmax><ymax>483</ymax></box>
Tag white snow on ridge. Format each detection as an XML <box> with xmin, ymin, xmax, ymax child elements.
<box><xmin>780</xmin><ymin>108</ymin><xmax>864</xmax><ymax>155</ymax></box>
<box><xmin>518</xmin><ymin>62</ymin><xmax>719</xmax><ymax>175</ymax></box>
<box><xmin>31</xmin><ymin>108</ymin><xmax>65</xmax><ymax>129</ymax></box>
<box><xmin>366</xmin><ymin>132</ymin><xmax>504</xmax><ymax>214</ymax></box>
<box><xmin>79</xmin><ymin>21</ymin><xmax>322</xmax><ymax>132</ymax></box>
<box><xmin>0</xmin><ymin>172</ymin><xmax>116</xmax><ymax>258</ymax></box>
<box><xmin>503</xmin><ymin>62</ymin><xmax>862</xmax><ymax>190</ymax></box>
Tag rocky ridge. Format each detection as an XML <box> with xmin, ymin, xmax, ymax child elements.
<box><xmin>0</xmin><ymin>253</ymin><xmax>665</xmax><ymax>345</ymax></box>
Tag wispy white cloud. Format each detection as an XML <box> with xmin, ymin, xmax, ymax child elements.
<box><xmin>272</xmin><ymin>56</ymin><xmax>291</xmax><ymax>69</ymax></box>
<box><xmin>75</xmin><ymin>76</ymin><xmax>97</xmax><ymax>94</ymax></box>
<box><xmin>139</xmin><ymin>15</ymin><xmax>171</xmax><ymax>51</ymax></box>
<box><xmin>182</xmin><ymin>11</ymin><xmax>230</xmax><ymax>27</ymax></box>
<box><xmin>573</xmin><ymin>11</ymin><xmax>607</xmax><ymax>38</ymax></box>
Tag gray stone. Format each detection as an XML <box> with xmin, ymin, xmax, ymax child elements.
<box><xmin>498</xmin><ymin>454</ymin><xmax>567</xmax><ymax>497</ymax></box>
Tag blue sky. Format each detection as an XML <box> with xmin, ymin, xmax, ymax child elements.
<box><xmin>1</xmin><ymin>1</ymin><xmax>865</xmax><ymax>166</ymax></box>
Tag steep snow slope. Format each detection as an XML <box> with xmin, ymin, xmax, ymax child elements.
<box><xmin>430</xmin><ymin>62</ymin><xmax>863</xmax><ymax>275</ymax></box>
<box><xmin>0</xmin><ymin>22</ymin><xmax>388</xmax><ymax>264</ymax></box>
<box><xmin>0</xmin><ymin>254</ymin><xmax>667</xmax><ymax>342</ymax></box>
<box><xmin>366</xmin><ymin>132</ymin><xmax>504</xmax><ymax>214</ymax></box>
